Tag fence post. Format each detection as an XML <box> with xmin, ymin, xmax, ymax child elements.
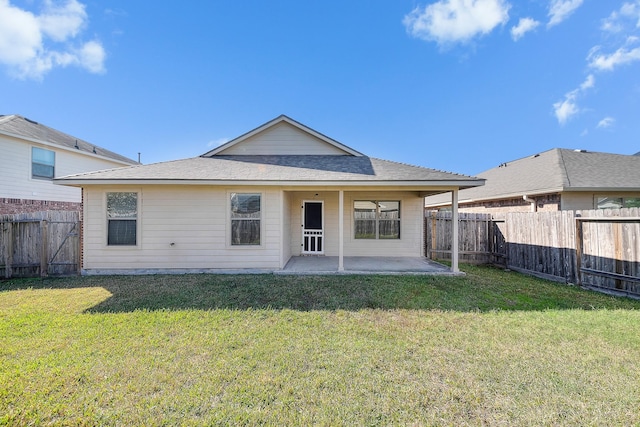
<box><xmin>430</xmin><ymin>211</ymin><xmax>437</xmax><ymax>260</ymax></box>
<box><xmin>5</xmin><ymin>222</ymin><xmax>13</xmax><ymax>279</ymax></box>
<box><xmin>40</xmin><ymin>220</ymin><xmax>49</xmax><ymax>278</ymax></box>
<box><xmin>574</xmin><ymin>218</ymin><xmax>583</xmax><ymax>287</ymax></box>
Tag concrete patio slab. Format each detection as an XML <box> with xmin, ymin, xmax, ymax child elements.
<box><xmin>277</xmin><ymin>256</ymin><xmax>460</xmax><ymax>275</ymax></box>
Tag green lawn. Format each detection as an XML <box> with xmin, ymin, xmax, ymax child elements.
<box><xmin>1</xmin><ymin>265</ymin><xmax>640</xmax><ymax>426</ymax></box>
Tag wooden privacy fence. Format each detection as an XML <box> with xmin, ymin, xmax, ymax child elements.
<box><xmin>426</xmin><ymin>208</ymin><xmax>640</xmax><ymax>298</ymax></box>
<box><xmin>0</xmin><ymin>211</ymin><xmax>80</xmax><ymax>278</ymax></box>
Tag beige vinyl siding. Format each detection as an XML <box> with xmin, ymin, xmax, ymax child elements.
<box><xmin>82</xmin><ymin>185</ymin><xmax>283</xmax><ymax>271</ymax></box>
<box><xmin>343</xmin><ymin>191</ymin><xmax>424</xmax><ymax>257</ymax></box>
<box><xmin>281</xmin><ymin>191</ymin><xmax>292</xmax><ymax>267</ymax></box>
<box><xmin>220</xmin><ymin>122</ymin><xmax>347</xmax><ymax>155</ymax></box>
<box><xmin>1</xmin><ymin>134</ymin><xmax>130</xmax><ymax>202</ymax></box>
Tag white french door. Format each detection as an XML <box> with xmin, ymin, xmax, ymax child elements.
<box><xmin>302</xmin><ymin>201</ymin><xmax>324</xmax><ymax>254</ymax></box>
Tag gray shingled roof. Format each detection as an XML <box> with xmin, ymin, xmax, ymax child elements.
<box><xmin>0</xmin><ymin>114</ymin><xmax>138</xmax><ymax>165</ymax></box>
<box><xmin>56</xmin><ymin>155</ymin><xmax>483</xmax><ymax>187</ymax></box>
<box><xmin>425</xmin><ymin>148</ymin><xmax>640</xmax><ymax>205</ymax></box>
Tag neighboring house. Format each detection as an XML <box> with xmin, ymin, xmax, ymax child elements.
<box><xmin>0</xmin><ymin>114</ymin><xmax>139</xmax><ymax>214</ymax></box>
<box><xmin>56</xmin><ymin>115</ymin><xmax>483</xmax><ymax>274</ymax></box>
<box><xmin>425</xmin><ymin>148</ymin><xmax>640</xmax><ymax>215</ymax></box>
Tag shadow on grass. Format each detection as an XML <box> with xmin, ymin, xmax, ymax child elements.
<box><xmin>2</xmin><ymin>265</ymin><xmax>639</xmax><ymax>313</ymax></box>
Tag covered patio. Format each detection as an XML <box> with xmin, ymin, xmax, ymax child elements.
<box><xmin>277</xmin><ymin>256</ymin><xmax>458</xmax><ymax>275</ymax></box>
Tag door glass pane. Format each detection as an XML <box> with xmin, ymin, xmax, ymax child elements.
<box><xmin>304</xmin><ymin>202</ymin><xmax>322</xmax><ymax>230</ymax></box>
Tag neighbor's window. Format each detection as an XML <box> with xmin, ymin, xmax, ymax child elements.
<box><xmin>231</xmin><ymin>193</ymin><xmax>261</xmax><ymax>245</ymax></box>
<box><xmin>597</xmin><ymin>197</ymin><xmax>640</xmax><ymax>209</ymax></box>
<box><xmin>107</xmin><ymin>192</ymin><xmax>137</xmax><ymax>246</ymax></box>
<box><xmin>32</xmin><ymin>147</ymin><xmax>55</xmax><ymax>180</ymax></box>
<box><xmin>354</xmin><ymin>200</ymin><xmax>400</xmax><ymax>239</ymax></box>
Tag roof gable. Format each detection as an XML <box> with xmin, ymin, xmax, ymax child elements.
<box><xmin>203</xmin><ymin>115</ymin><xmax>363</xmax><ymax>157</ymax></box>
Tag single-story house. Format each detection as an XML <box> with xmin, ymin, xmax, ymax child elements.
<box><xmin>0</xmin><ymin>114</ymin><xmax>139</xmax><ymax>214</ymax></box>
<box><xmin>425</xmin><ymin>148</ymin><xmax>640</xmax><ymax>215</ymax></box>
<box><xmin>57</xmin><ymin>115</ymin><xmax>484</xmax><ymax>274</ymax></box>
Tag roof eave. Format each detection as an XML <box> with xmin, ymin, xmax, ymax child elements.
<box><xmin>0</xmin><ymin>129</ymin><xmax>138</xmax><ymax>166</ymax></box>
<box><xmin>55</xmin><ymin>178</ymin><xmax>485</xmax><ymax>188</ymax></box>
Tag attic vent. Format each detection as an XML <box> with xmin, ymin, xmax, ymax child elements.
<box><xmin>532</xmin><ymin>154</ymin><xmax>540</xmax><ymax>158</ymax></box>
<box><xmin>24</xmin><ymin>117</ymin><xmax>38</xmax><ymax>125</ymax></box>
<box><xmin>574</xmin><ymin>149</ymin><xmax>588</xmax><ymax>153</ymax></box>
<box><xmin>498</xmin><ymin>162</ymin><xmax>508</xmax><ymax>167</ymax></box>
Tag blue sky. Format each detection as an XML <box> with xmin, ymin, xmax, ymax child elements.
<box><xmin>1</xmin><ymin>0</ymin><xmax>639</xmax><ymax>176</ymax></box>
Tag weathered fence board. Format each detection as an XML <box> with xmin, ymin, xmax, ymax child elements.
<box><xmin>0</xmin><ymin>211</ymin><xmax>80</xmax><ymax>278</ymax></box>
<box><xmin>426</xmin><ymin>208</ymin><xmax>640</xmax><ymax>297</ymax></box>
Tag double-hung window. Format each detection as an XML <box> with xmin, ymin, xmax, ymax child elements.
<box><xmin>597</xmin><ymin>196</ymin><xmax>640</xmax><ymax>209</ymax></box>
<box><xmin>354</xmin><ymin>200</ymin><xmax>400</xmax><ymax>239</ymax></box>
<box><xmin>32</xmin><ymin>147</ymin><xmax>55</xmax><ymax>180</ymax></box>
<box><xmin>230</xmin><ymin>193</ymin><xmax>261</xmax><ymax>245</ymax></box>
<box><xmin>107</xmin><ymin>192</ymin><xmax>137</xmax><ymax>246</ymax></box>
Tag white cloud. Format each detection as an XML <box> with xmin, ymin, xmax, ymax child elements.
<box><xmin>511</xmin><ymin>17</ymin><xmax>540</xmax><ymax>41</ymax></box>
<box><xmin>597</xmin><ymin>117</ymin><xmax>616</xmax><ymax>128</ymax></box>
<box><xmin>580</xmin><ymin>73</ymin><xmax>595</xmax><ymax>90</ymax></box>
<box><xmin>403</xmin><ymin>0</ymin><xmax>510</xmax><ymax>46</ymax></box>
<box><xmin>0</xmin><ymin>0</ymin><xmax>105</xmax><ymax>79</ymax></box>
<box><xmin>603</xmin><ymin>1</ymin><xmax>640</xmax><ymax>32</ymax></box>
<box><xmin>38</xmin><ymin>0</ymin><xmax>86</xmax><ymax>42</ymax></box>
<box><xmin>553</xmin><ymin>95</ymin><xmax>579</xmax><ymax>125</ymax></box>
<box><xmin>588</xmin><ymin>40</ymin><xmax>640</xmax><ymax>71</ymax></box>
<box><xmin>548</xmin><ymin>0</ymin><xmax>584</xmax><ymax>27</ymax></box>
<box><xmin>553</xmin><ymin>74</ymin><xmax>595</xmax><ymax>125</ymax></box>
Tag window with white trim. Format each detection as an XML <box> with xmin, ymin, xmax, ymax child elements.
<box><xmin>597</xmin><ymin>196</ymin><xmax>640</xmax><ymax>209</ymax></box>
<box><xmin>107</xmin><ymin>192</ymin><xmax>137</xmax><ymax>246</ymax></box>
<box><xmin>354</xmin><ymin>200</ymin><xmax>400</xmax><ymax>239</ymax></box>
<box><xmin>230</xmin><ymin>193</ymin><xmax>261</xmax><ymax>245</ymax></box>
<box><xmin>32</xmin><ymin>147</ymin><xmax>55</xmax><ymax>180</ymax></box>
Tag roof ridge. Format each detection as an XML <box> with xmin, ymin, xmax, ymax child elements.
<box><xmin>371</xmin><ymin>156</ymin><xmax>477</xmax><ymax>179</ymax></box>
<box><xmin>554</xmin><ymin>148</ymin><xmax>571</xmax><ymax>188</ymax></box>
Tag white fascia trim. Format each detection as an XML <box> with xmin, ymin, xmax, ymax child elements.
<box><xmin>0</xmin><ymin>130</ymin><xmax>136</xmax><ymax>166</ymax></box>
<box><xmin>55</xmin><ymin>179</ymin><xmax>484</xmax><ymax>188</ymax></box>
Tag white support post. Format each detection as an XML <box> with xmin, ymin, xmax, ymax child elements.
<box><xmin>451</xmin><ymin>189</ymin><xmax>459</xmax><ymax>273</ymax></box>
<box><xmin>338</xmin><ymin>190</ymin><xmax>344</xmax><ymax>271</ymax></box>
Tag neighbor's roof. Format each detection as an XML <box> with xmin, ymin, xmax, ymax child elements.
<box><xmin>56</xmin><ymin>155</ymin><xmax>484</xmax><ymax>190</ymax></box>
<box><xmin>0</xmin><ymin>114</ymin><xmax>138</xmax><ymax>166</ymax></box>
<box><xmin>425</xmin><ymin>148</ymin><xmax>640</xmax><ymax>206</ymax></box>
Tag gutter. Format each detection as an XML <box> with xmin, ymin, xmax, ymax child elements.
<box><xmin>523</xmin><ymin>195</ymin><xmax>537</xmax><ymax>212</ymax></box>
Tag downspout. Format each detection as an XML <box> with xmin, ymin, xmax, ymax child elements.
<box><xmin>523</xmin><ymin>195</ymin><xmax>537</xmax><ymax>212</ymax></box>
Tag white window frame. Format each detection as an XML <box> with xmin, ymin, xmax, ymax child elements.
<box><xmin>354</xmin><ymin>200</ymin><xmax>401</xmax><ymax>240</ymax></box>
<box><xmin>106</xmin><ymin>191</ymin><xmax>139</xmax><ymax>247</ymax></box>
<box><xmin>229</xmin><ymin>192</ymin><xmax>263</xmax><ymax>247</ymax></box>
<box><xmin>32</xmin><ymin>147</ymin><xmax>55</xmax><ymax>180</ymax></box>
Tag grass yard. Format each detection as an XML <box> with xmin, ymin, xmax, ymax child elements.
<box><xmin>1</xmin><ymin>265</ymin><xmax>640</xmax><ymax>426</ymax></box>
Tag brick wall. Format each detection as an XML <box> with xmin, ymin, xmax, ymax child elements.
<box><xmin>457</xmin><ymin>194</ymin><xmax>561</xmax><ymax>215</ymax></box>
<box><xmin>0</xmin><ymin>198</ymin><xmax>81</xmax><ymax>215</ymax></box>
